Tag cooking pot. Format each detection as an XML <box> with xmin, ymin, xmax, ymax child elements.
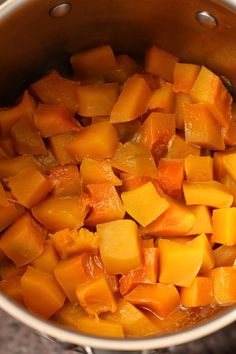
<box><xmin>0</xmin><ymin>0</ymin><xmax>235</xmax><ymax>352</ymax></box>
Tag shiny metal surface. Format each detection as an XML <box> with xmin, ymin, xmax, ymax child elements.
<box><xmin>196</xmin><ymin>10</ymin><xmax>218</xmax><ymax>28</ymax></box>
<box><xmin>0</xmin><ymin>0</ymin><xmax>235</xmax><ymax>351</ymax></box>
<box><xmin>49</xmin><ymin>2</ymin><xmax>72</xmax><ymax>19</ymax></box>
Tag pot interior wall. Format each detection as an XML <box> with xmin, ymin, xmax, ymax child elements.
<box><xmin>0</xmin><ymin>0</ymin><xmax>236</xmax><ymax>105</ymax></box>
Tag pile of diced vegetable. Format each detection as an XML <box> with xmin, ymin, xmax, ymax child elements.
<box><xmin>0</xmin><ymin>44</ymin><xmax>236</xmax><ymax>338</ymax></box>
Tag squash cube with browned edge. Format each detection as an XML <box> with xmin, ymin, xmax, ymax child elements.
<box><xmin>121</xmin><ymin>181</ymin><xmax>169</xmax><ymax>227</ymax></box>
<box><xmin>21</xmin><ymin>266</ymin><xmax>65</xmax><ymax>319</ymax></box>
<box><xmin>97</xmin><ymin>219</ymin><xmax>142</xmax><ymax>274</ymax></box>
<box><xmin>0</xmin><ymin>213</ymin><xmax>46</xmax><ymax>267</ymax></box>
<box><xmin>67</xmin><ymin>122</ymin><xmax>119</xmax><ymax>161</ymax></box>
<box><xmin>213</xmin><ymin>245</ymin><xmax>236</xmax><ymax>267</ymax></box>
<box><xmin>76</xmin><ymin>275</ymin><xmax>117</xmax><ymax>315</ymax></box>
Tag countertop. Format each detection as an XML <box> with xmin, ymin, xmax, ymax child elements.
<box><xmin>0</xmin><ymin>308</ymin><xmax>235</xmax><ymax>354</ymax></box>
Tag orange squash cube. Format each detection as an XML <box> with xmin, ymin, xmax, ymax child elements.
<box><xmin>7</xmin><ymin>167</ymin><xmax>53</xmax><ymax>208</ymax></box>
<box><xmin>31</xmin><ymin>240</ymin><xmax>59</xmax><ymax>274</ymax></box>
<box><xmin>0</xmin><ymin>181</ymin><xmax>9</xmax><ymax>208</ymax></box>
<box><xmin>190</xmin><ymin>66</ymin><xmax>232</xmax><ymax>128</ymax></box>
<box><xmin>212</xmin><ymin>208</ymin><xmax>236</xmax><ymax>246</ymax></box>
<box><xmin>67</xmin><ymin>122</ymin><xmax>119</xmax><ymax>161</ymax></box>
<box><xmin>141</xmin><ymin>197</ymin><xmax>195</xmax><ymax>237</ymax></box>
<box><xmin>102</xmin><ymin>299</ymin><xmax>158</xmax><ymax>337</ymax></box>
<box><xmin>147</xmin><ymin>85</ymin><xmax>175</xmax><ymax>113</ymax></box>
<box><xmin>0</xmin><ymin>155</ymin><xmax>45</xmax><ymax>178</ymax></box>
<box><xmin>167</xmin><ymin>135</ymin><xmax>201</xmax><ymax>158</ymax></box>
<box><xmin>32</xmin><ymin>195</ymin><xmax>90</xmax><ymax>232</ymax></box>
<box><xmin>76</xmin><ymin>83</ymin><xmax>120</xmax><ymax>117</ymax></box>
<box><xmin>105</xmin><ymin>54</ymin><xmax>141</xmax><ymax>83</ymax></box>
<box><xmin>120</xmin><ymin>173</ymin><xmax>152</xmax><ymax>192</ymax></box>
<box><xmin>0</xmin><ymin>263</ymin><xmax>26</xmax><ymax>280</ymax></box>
<box><xmin>80</xmin><ymin>157</ymin><xmax>121</xmax><ymax>187</ymax></box>
<box><xmin>70</xmin><ymin>45</ymin><xmax>117</xmax><ymax>79</ymax></box>
<box><xmin>76</xmin><ymin>275</ymin><xmax>117</xmax><ymax>315</ymax></box>
<box><xmin>190</xmin><ymin>233</ymin><xmax>215</xmax><ymax>274</ymax></box>
<box><xmin>183</xmin><ymin>181</ymin><xmax>233</xmax><ymax>208</ymax></box>
<box><xmin>139</xmin><ymin>112</ymin><xmax>176</xmax><ymax>157</ymax></box>
<box><xmin>183</xmin><ymin>103</ymin><xmax>225</xmax><ymax>150</ymax></box>
<box><xmin>49</xmin><ymin>132</ymin><xmax>77</xmax><ymax>165</ymax></box>
<box><xmin>158</xmin><ymin>238</ymin><xmax>202</xmax><ymax>287</ymax></box>
<box><xmin>0</xmin><ymin>146</ymin><xmax>8</xmax><ymax>160</ymax></box>
<box><xmin>180</xmin><ymin>276</ymin><xmax>214</xmax><ymax>307</ymax></box>
<box><xmin>85</xmin><ymin>183</ymin><xmax>125</xmax><ymax>226</ymax></box>
<box><xmin>0</xmin><ymin>213</ymin><xmax>46</xmax><ymax>267</ymax></box>
<box><xmin>119</xmin><ymin>247</ymin><xmax>159</xmax><ymax>295</ymax></box>
<box><xmin>51</xmin><ymin>228</ymin><xmax>100</xmax><ymax>259</ymax></box>
<box><xmin>210</xmin><ymin>266</ymin><xmax>236</xmax><ymax>305</ymax></box>
<box><xmin>175</xmin><ymin>92</ymin><xmax>193</xmax><ymax>130</ymax></box>
<box><xmin>11</xmin><ymin>116</ymin><xmax>47</xmax><ymax>156</ymax></box>
<box><xmin>145</xmin><ymin>46</ymin><xmax>179</xmax><ymax>82</ymax></box>
<box><xmin>74</xmin><ymin>316</ymin><xmax>124</xmax><ymax>338</ymax></box>
<box><xmin>183</xmin><ymin>205</ymin><xmax>212</xmax><ymax>236</ymax></box>
<box><xmin>110</xmin><ymin>142</ymin><xmax>158</xmax><ymax>179</ymax></box>
<box><xmin>49</xmin><ymin>164</ymin><xmax>81</xmax><ymax>197</ymax></box>
<box><xmin>0</xmin><ymin>276</ymin><xmax>24</xmax><ymax>305</ymax></box>
<box><xmin>0</xmin><ymin>138</ymin><xmax>16</xmax><ymax>158</ymax></box>
<box><xmin>30</xmin><ymin>70</ymin><xmax>79</xmax><ymax>114</ymax></box>
<box><xmin>54</xmin><ymin>254</ymin><xmax>89</xmax><ymax>303</ymax></box>
<box><xmin>52</xmin><ymin>301</ymin><xmax>86</xmax><ymax>328</ymax></box>
<box><xmin>224</xmin><ymin>119</ymin><xmax>236</xmax><ymax>146</ymax></box>
<box><xmin>157</xmin><ymin>158</ymin><xmax>184</xmax><ymax>199</ymax></box>
<box><xmin>0</xmin><ymin>90</ymin><xmax>36</xmax><ymax>138</ymax></box>
<box><xmin>173</xmin><ymin>63</ymin><xmax>201</xmax><ymax>93</ymax></box>
<box><xmin>34</xmin><ymin>104</ymin><xmax>80</xmax><ymax>137</ymax></box>
<box><xmin>213</xmin><ymin>245</ymin><xmax>236</xmax><ymax>267</ymax></box>
<box><xmin>110</xmin><ymin>75</ymin><xmax>152</xmax><ymax>123</ymax></box>
<box><xmin>213</xmin><ymin>150</ymin><xmax>236</xmax><ymax>181</ymax></box>
<box><xmin>0</xmin><ymin>198</ymin><xmax>25</xmax><ymax>232</ymax></box>
<box><xmin>121</xmin><ymin>182</ymin><xmax>169</xmax><ymax>227</ymax></box>
<box><xmin>222</xmin><ymin>152</ymin><xmax>236</xmax><ymax>182</ymax></box>
<box><xmin>185</xmin><ymin>155</ymin><xmax>213</xmax><ymax>182</ymax></box>
<box><xmin>21</xmin><ymin>266</ymin><xmax>65</xmax><ymax>318</ymax></box>
<box><xmin>98</xmin><ymin>219</ymin><xmax>142</xmax><ymax>274</ymax></box>
<box><xmin>125</xmin><ymin>283</ymin><xmax>180</xmax><ymax>318</ymax></box>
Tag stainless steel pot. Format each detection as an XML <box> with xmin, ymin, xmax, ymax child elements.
<box><xmin>0</xmin><ymin>0</ymin><xmax>235</xmax><ymax>352</ymax></box>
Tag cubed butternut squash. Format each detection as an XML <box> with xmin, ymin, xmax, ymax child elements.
<box><xmin>76</xmin><ymin>83</ymin><xmax>120</xmax><ymax>117</ymax></box>
<box><xmin>54</xmin><ymin>254</ymin><xmax>89</xmax><ymax>303</ymax></box>
<box><xmin>125</xmin><ymin>283</ymin><xmax>180</xmax><ymax>318</ymax></box>
<box><xmin>185</xmin><ymin>155</ymin><xmax>213</xmax><ymax>182</ymax></box>
<box><xmin>183</xmin><ymin>205</ymin><xmax>212</xmax><ymax>236</ymax></box>
<box><xmin>30</xmin><ymin>70</ymin><xmax>79</xmax><ymax>115</ymax></box>
<box><xmin>32</xmin><ymin>195</ymin><xmax>90</xmax><ymax>232</ymax></box>
<box><xmin>158</xmin><ymin>238</ymin><xmax>202</xmax><ymax>287</ymax></box>
<box><xmin>157</xmin><ymin>158</ymin><xmax>184</xmax><ymax>199</ymax></box>
<box><xmin>85</xmin><ymin>183</ymin><xmax>125</xmax><ymax>226</ymax></box>
<box><xmin>0</xmin><ymin>155</ymin><xmax>44</xmax><ymax>178</ymax></box>
<box><xmin>34</xmin><ymin>104</ymin><xmax>80</xmax><ymax>137</ymax></box>
<box><xmin>48</xmin><ymin>164</ymin><xmax>81</xmax><ymax>197</ymax></box>
<box><xmin>110</xmin><ymin>75</ymin><xmax>152</xmax><ymax>123</ymax></box>
<box><xmin>190</xmin><ymin>233</ymin><xmax>215</xmax><ymax>274</ymax></box>
<box><xmin>167</xmin><ymin>135</ymin><xmax>201</xmax><ymax>159</ymax></box>
<box><xmin>31</xmin><ymin>240</ymin><xmax>59</xmax><ymax>274</ymax></box>
<box><xmin>7</xmin><ymin>167</ymin><xmax>53</xmax><ymax>208</ymax></box>
<box><xmin>210</xmin><ymin>266</ymin><xmax>236</xmax><ymax>305</ymax></box>
<box><xmin>145</xmin><ymin>46</ymin><xmax>179</xmax><ymax>82</ymax></box>
<box><xmin>175</xmin><ymin>92</ymin><xmax>193</xmax><ymax>130</ymax></box>
<box><xmin>75</xmin><ymin>275</ymin><xmax>117</xmax><ymax>315</ymax></box>
<box><xmin>190</xmin><ymin>66</ymin><xmax>232</xmax><ymax>128</ymax></box>
<box><xmin>180</xmin><ymin>276</ymin><xmax>214</xmax><ymax>307</ymax></box>
<box><xmin>74</xmin><ymin>316</ymin><xmax>124</xmax><ymax>338</ymax></box>
<box><xmin>49</xmin><ymin>132</ymin><xmax>77</xmax><ymax>165</ymax></box>
<box><xmin>97</xmin><ymin>219</ymin><xmax>142</xmax><ymax>274</ymax></box>
<box><xmin>222</xmin><ymin>152</ymin><xmax>236</xmax><ymax>182</ymax></box>
<box><xmin>213</xmin><ymin>245</ymin><xmax>236</xmax><ymax>267</ymax></box>
<box><xmin>183</xmin><ymin>103</ymin><xmax>225</xmax><ymax>150</ymax></box>
<box><xmin>67</xmin><ymin>122</ymin><xmax>119</xmax><ymax>161</ymax></box>
<box><xmin>80</xmin><ymin>157</ymin><xmax>121</xmax><ymax>187</ymax></box>
<box><xmin>105</xmin><ymin>54</ymin><xmax>142</xmax><ymax>83</ymax></box>
<box><xmin>121</xmin><ymin>181</ymin><xmax>169</xmax><ymax>227</ymax></box>
<box><xmin>0</xmin><ymin>197</ymin><xmax>25</xmax><ymax>232</ymax></box>
<box><xmin>212</xmin><ymin>208</ymin><xmax>236</xmax><ymax>246</ymax></box>
<box><xmin>183</xmin><ymin>181</ymin><xmax>233</xmax><ymax>208</ymax></box>
<box><xmin>21</xmin><ymin>266</ymin><xmax>66</xmax><ymax>318</ymax></box>
<box><xmin>147</xmin><ymin>85</ymin><xmax>175</xmax><ymax>113</ymax></box>
<box><xmin>0</xmin><ymin>213</ymin><xmax>46</xmax><ymax>267</ymax></box>
<box><xmin>0</xmin><ymin>181</ymin><xmax>9</xmax><ymax>208</ymax></box>
<box><xmin>173</xmin><ymin>63</ymin><xmax>201</xmax><ymax>93</ymax></box>
<box><xmin>70</xmin><ymin>45</ymin><xmax>117</xmax><ymax>79</ymax></box>
<box><xmin>0</xmin><ymin>276</ymin><xmax>24</xmax><ymax>305</ymax></box>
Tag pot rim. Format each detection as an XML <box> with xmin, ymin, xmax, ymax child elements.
<box><xmin>0</xmin><ymin>292</ymin><xmax>235</xmax><ymax>350</ymax></box>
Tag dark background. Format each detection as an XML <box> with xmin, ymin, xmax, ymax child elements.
<box><xmin>0</xmin><ymin>309</ymin><xmax>235</xmax><ymax>354</ymax></box>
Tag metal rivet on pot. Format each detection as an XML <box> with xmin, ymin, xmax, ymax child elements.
<box><xmin>196</xmin><ymin>11</ymin><xmax>218</xmax><ymax>29</ymax></box>
<box><xmin>49</xmin><ymin>3</ymin><xmax>72</xmax><ymax>18</ymax></box>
